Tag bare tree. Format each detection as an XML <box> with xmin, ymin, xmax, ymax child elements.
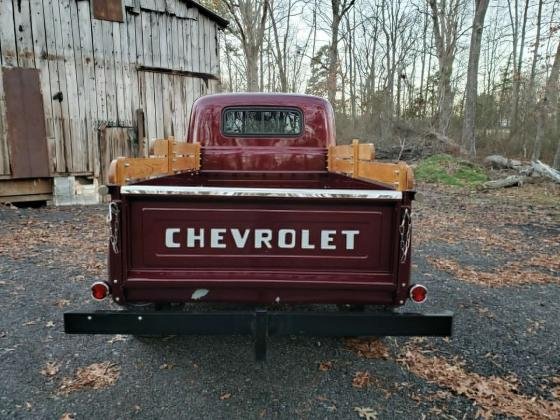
<box><xmin>223</xmin><ymin>0</ymin><xmax>270</xmax><ymax>91</ymax></box>
<box><xmin>327</xmin><ymin>0</ymin><xmax>356</xmax><ymax>107</ymax></box>
<box><xmin>461</xmin><ymin>0</ymin><xmax>490</xmax><ymax>158</ymax></box>
<box><xmin>533</xmin><ymin>40</ymin><xmax>560</xmax><ymax>160</ymax></box>
<box><xmin>269</xmin><ymin>0</ymin><xmax>291</xmax><ymax>92</ymax></box>
<box><xmin>428</xmin><ymin>0</ymin><xmax>464</xmax><ymax>136</ymax></box>
<box><xmin>508</xmin><ymin>0</ymin><xmax>529</xmax><ymax>138</ymax></box>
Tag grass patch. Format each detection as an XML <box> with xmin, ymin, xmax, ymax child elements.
<box><xmin>415</xmin><ymin>154</ymin><xmax>488</xmax><ymax>187</ymax></box>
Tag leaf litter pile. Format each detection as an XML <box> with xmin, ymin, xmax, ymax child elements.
<box><xmin>398</xmin><ymin>342</ymin><xmax>560</xmax><ymax>419</ymax></box>
<box><xmin>415</xmin><ymin>182</ymin><xmax>559</xmax><ymax>286</ymax></box>
<box><xmin>0</xmin><ymin>207</ymin><xmax>107</xmax><ymax>276</ymax></box>
<box><xmin>58</xmin><ymin>362</ymin><xmax>120</xmax><ymax>395</ymax></box>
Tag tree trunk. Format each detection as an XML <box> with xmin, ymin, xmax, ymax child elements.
<box><xmin>461</xmin><ymin>0</ymin><xmax>490</xmax><ymax>158</ymax></box>
<box><xmin>509</xmin><ymin>0</ymin><xmax>529</xmax><ymax>139</ymax></box>
<box><xmin>246</xmin><ymin>49</ymin><xmax>260</xmax><ymax>92</ymax></box>
<box><xmin>269</xmin><ymin>4</ymin><xmax>289</xmax><ymax>92</ymax></box>
<box><xmin>428</xmin><ymin>0</ymin><xmax>461</xmax><ymax>137</ymax></box>
<box><xmin>532</xmin><ymin>41</ymin><xmax>560</xmax><ymax>160</ymax></box>
<box><xmin>327</xmin><ymin>0</ymin><xmax>355</xmax><ymax>108</ymax></box>
<box><xmin>553</xmin><ymin>139</ymin><xmax>560</xmax><ymax>169</ymax></box>
<box><xmin>437</xmin><ymin>60</ymin><xmax>454</xmax><ymax>135</ymax></box>
<box><xmin>327</xmin><ymin>13</ymin><xmax>340</xmax><ymax>106</ymax></box>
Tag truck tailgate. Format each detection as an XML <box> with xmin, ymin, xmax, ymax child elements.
<box><xmin>113</xmin><ymin>185</ymin><xmax>409</xmax><ymax>304</ymax></box>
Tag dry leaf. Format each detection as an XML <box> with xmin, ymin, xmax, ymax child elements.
<box><xmin>60</xmin><ymin>413</ymin><xmax>75</xmax><ymax>420</ymax></box>
<box><xmin>319</xmin><ymin>361</ymin><xmax>333</xmax><ymax>371</ymax></box>
<box><xmin>46</xmin><ymin>321</ymin><xmax>55</xmax><ymax>328</ymax></box>
<box><xmin>107</xmin><ymin>335</ymin><xmax>127</xmax><ymax>344</ymax></box>
<box><xmin>23</xmin><ymin>320</ymin><xmax>38</xmax><ymax>326</ymax></box>
<box><xmin>58</xmin><ymin>362</ymin><xmax>120</xmax><ymax>395</ymax></box>
<box><xmin>352</xmin><ymin>371</ymin><xmax>371</xmax><ymax>389</ymax></box>
<box><xmin>159</xmin><ymin>363</ymin><xmax>174</xmax><ymax>370</ymax></box>
<box><xmin>220</xmin><ymin>393</ymin><xmax>231</xmax><ymax>400</ymax></box>
<box><xmin>346</xmin><ymin>338</ymin><xmax>390</xmax><ymax>359</ymax></box>
<box><xmin>54</xmin><ymin>299</ymin><xmax>71</xmax><ymax>308</ymax></box>
<box><xmin>354</xmin><ymin>407</ymin><xmax>377</xmax><ymax>420</ymax></box>
<box><xmin>41</xmin><ymin>361</ymin><xmax>60</xmax><ymax>378</ymax></box>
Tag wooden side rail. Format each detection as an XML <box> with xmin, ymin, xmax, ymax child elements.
<box><xmin>328</xmin><ymin>139</ymin><xmax>414</xmax><ymax>191</ymax></box>
<box><xmin>108</xmin><ymin>138</ymin><xmax>201</xmax><ymax>185</ymax></box>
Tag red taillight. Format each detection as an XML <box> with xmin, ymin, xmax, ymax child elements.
<box><xmin>409</xmin><ymin>284</ymin><xmax>427</xmax><ymax>303</ymax></box>
<box><xmin>91</xmin><ymin>282</ymin><xmax>110</xmax><ymax>300</ymax></box>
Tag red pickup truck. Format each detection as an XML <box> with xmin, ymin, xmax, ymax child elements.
<box><xmin>64</xmin><ymin>93</ymin><xmax>452</xmax><ymax>359</ymax></box>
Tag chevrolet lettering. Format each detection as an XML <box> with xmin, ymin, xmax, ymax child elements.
<box><xmin>164</xmin><ymin>228</ymin><xmax>360</xmax><ymax>250</ymax></box>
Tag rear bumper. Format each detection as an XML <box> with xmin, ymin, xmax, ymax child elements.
<box><xmin>64</xmin><ymin>309</ymin><xmax>453</xmax><ymax>360</ymax></box>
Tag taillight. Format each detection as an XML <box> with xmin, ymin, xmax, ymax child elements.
<box><xmin>409</xmin><ymin>284</ymin><xmax>427</xmax><ymax>303</ymax></box>
<box><xmin>91</xmin><ymin>282</ymin><xmax>110</xmax><ymax>301</ymax></box>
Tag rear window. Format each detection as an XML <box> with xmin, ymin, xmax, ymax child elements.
<box><xmin>222</xmin><ymin>107</ymin><xmax>303</xmax><ymax>136</ymax></box>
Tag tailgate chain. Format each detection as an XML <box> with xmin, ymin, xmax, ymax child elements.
<box><xmin>399</xmin><ymin>208</ymin><xmax>411</xmax><ymax>263</ymax></box>
<box><xmin>108</xmin><ymin>201</ymin><xmax>120</xmax><ymax>254</ymax></box>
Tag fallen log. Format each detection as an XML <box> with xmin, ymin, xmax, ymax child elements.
<box><xmin>481</xmin><ymin>175</ymin><xmax>528</xmax><ymax>190</ymax></box>
<box><xmin>483</xmin><ymin>155</ymin><xmax>526</xmax><ymax>170</ymax></box>
<box><xmin>532</xmin><ymin>160</ymin><xmax>560</xmax><ymax>183</ymax></box>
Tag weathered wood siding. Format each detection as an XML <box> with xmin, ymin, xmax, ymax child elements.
<box><xmin>0</xmin><ymin>0</ymin><xmax>222</xmax><ymax>177</ymax></box>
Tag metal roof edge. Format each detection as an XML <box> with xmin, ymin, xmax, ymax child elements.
<box><xmin>186</xmin><ymin>0</ymin><xmax>229</xmax><ymax>28</ymax></box>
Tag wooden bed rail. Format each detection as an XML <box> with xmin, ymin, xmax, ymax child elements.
<box><xmin>108</xmin><ymin>138</ymin><xmax>200</xmax><ymax>185</ymax></box>
<box><xmin>327</xmin><ymin>139</ymin><xmax>415</xmax><ymax>191</ymax></box>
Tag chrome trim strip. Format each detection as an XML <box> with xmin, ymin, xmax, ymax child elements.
<box><xmin>120</xmin><ymin>185</ymin><xmax>402</xmax><ymax>200</ymax></box>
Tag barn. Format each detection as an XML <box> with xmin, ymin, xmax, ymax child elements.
<box><xmin>0</xmin><ymin>0</ymin><xmax>226</xmax><ymax>203</ymax></box>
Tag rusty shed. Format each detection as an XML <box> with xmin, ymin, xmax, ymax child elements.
<box><xmin>0</xmin><ymin>0</ymin><xmax>226</xmax><ymax>203</ymax></box>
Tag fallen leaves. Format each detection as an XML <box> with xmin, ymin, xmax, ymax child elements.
<box><xmin>353</xmin><ymin>406</ymin><xmax>377</xmax><ymax>420</ymax></box>
<box><xmin>415</xmin><ymin>182</ymin><xmax>560</xmax><ymax>288</ymax></box>
<box><xmin>107</xmin><ymin>334</ymin><xmax>127</xmax><ymax>344</ymax></box>
<box><xmin>54</xmin><ymin>299</ymin><xmax>71</xmax><ymax>308</ymax></box>
<box><xmin>428</xmin><ymin>257</ymin><xmax>559</xmax><ymax>287</ymax></box>
<box><xmin>159</xmin><ymin>363</ymin><xmax>174</xmax><ymax>370</ymax></box>
<box><xmin>40</xmin><ymin>361</ymin><xmax>60</xmax><ymax>378</ymax></box>
<box><xmin>0</xmin><ymin>213</ymin><xmax>107</xmax><ymax>276</ymax></box>
<box><xmin>219</xmin><ymin>392</ymin><xmax>231</xmax><ymax>400</ymax></box>
<box><xmin>59</xmin><ymin>413</ymin><xmax>75</xmax><ymax>420</ymax></box>
<box><xmin>318</xmin><ymin>361</ymin><xmax>333</xmax><ymax>371</ymax></box>
<box><xmin>352</xmin><ymin>371</ymin><xmax>371</xmax><ymax>389</ymax></box>
<box><xmin>345</xmin><ymin>338</ymin><xmax>390</xmax><ymax>359</ymax></box>
<box><xmin>58</xmin><ymin>362</ymin><xmax>120</xmax><ymax>395</ymax></box>
<box><xmin>398</xmin><ymin>345</ymin><xmax>560</xmax><ymax>419</ymax></box>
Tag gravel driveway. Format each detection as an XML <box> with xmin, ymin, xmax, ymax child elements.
<box><xmin>1</xmin><ymin>183</ymin><xmax>558</xmax><ymax>419</ymax></box>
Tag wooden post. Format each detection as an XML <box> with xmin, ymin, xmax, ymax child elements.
<box><xmin>352</xmin><ymin>139</ymin><xmax>360</xmax><ymax>177</ymax></box>
<box><xmin>136</xmin><ymin>108</ymin><xmax>145</xmax><ymax>157</ymax></box>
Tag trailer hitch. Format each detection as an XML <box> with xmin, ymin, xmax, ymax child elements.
<box><xmin>64</xmin><ymin>309</ymin><xmax>453</xmax><ymax>361</ymax></box>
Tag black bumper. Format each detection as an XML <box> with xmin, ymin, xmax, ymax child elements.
<box><xmin>64</xmin><ymin>309</ymin><xmax>453</xmax><ymax>360</ymax></box>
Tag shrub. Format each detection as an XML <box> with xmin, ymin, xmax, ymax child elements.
<box><xmin>415</xmin><ymin>154</ymin><xmax>488</xmax><ymax>187</ymax></box>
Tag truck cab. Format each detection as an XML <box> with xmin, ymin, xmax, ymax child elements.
<box><xmin>189</xmin><ymin>93</ymin><xmax>334</xmax><ymax>172</ymax></box>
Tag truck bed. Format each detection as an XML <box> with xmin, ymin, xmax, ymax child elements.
<box><xmin>109</xmin><ymin>171</ymin><xmax>412</xmax><ymax>306</ymax></box>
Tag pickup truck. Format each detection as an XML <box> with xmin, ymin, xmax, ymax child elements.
<box><xmin>64</xmin><ymin>93</ymin><xmax>452</xmax><ymax>359</ymax></box>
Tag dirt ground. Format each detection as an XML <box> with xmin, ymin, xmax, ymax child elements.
<box><xmin>0</xmin><ymin>182</ymin><xmax>559</xmax><ymax>420</ymax></box>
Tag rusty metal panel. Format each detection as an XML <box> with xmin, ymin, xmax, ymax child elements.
<box><xmin>92</xmin><ymin>0</ymin><xmax>124</xmax><ymax>23</ymax></box>
<box><xmin>2</xmin><ymin>68</ymin><xmax>50</xmax><ymax>179</ymax></box>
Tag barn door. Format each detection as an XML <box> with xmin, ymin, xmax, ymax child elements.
<box><xmin>98</xmin><ymin>126</ymin><xmax>138</xmax><ymax>184</ymax></box>
<box><xmin>2</xmin><ymin>68</ymin><xmax>50</xmax><ymax>178</ymax></box>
